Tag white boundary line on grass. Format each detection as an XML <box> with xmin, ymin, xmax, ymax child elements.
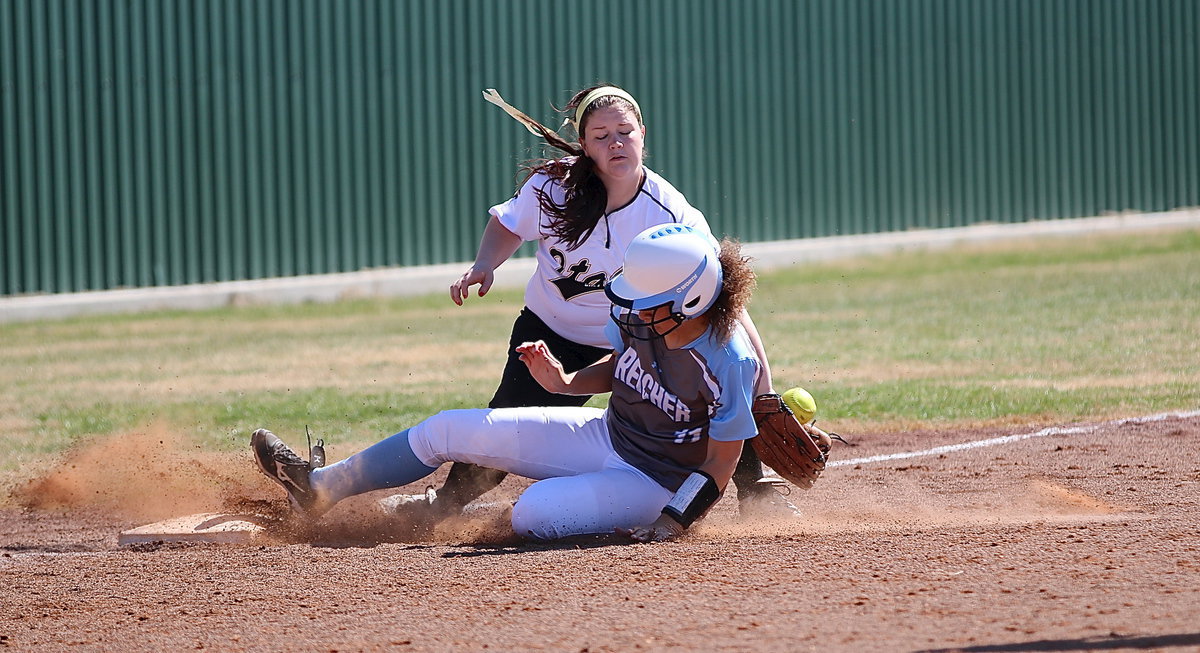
<box><xmin>827</xmin><ymin>409</ymin><xmax>1200</xmax><ymax>468</ymax></box>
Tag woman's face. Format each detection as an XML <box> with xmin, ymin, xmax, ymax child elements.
<box><xmin>580</xmin><ymin>105</ymin><xmax>646</xmax><ymax>186</ymax></box>
<box><xmin>637</xmin><ymin>304</ymin><xmax>678</xmax><ymax>336</ymax></box>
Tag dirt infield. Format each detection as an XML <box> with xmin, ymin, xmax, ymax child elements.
<box><xmin>2</xmin><ymin>414</ymin><xmax>1198</xmax><ymax>652</ymax></box>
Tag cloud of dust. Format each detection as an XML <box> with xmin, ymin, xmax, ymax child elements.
<box><xmin>8</xmin><ymin>424</ymin><xmax>1130</xmax><ymax>545</ymax></box>
<box><xmin>11</xmin><ymin>424</ymin><xmax>267</xmax><ymax>522</ymax></box>
<box><xmin>703</xmin><ymin>476</ymin><xmax>1128</xmax><ymax>540</ymax></box>
<box><xmin>10</xmin><ymin>424</ymin><xmax>521</xmax><ymax>545</ymax></box>
<box><xmin>268</xmin><ymin>492</ymin><xmax>520</xmax><ymax>547</ymax></box>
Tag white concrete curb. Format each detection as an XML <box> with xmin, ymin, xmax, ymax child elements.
<box><xmin>2</xmin><ymin>209</ymin><xmax>1197</xmax><ymax>324</ymax></box>
<box><xmin>743</xmin><ymin>209</ymin><xmax>1200</xmax><ymax>268</ymax></box>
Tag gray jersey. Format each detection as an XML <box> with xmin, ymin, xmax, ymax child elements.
<box><xmin>603</xmin><ymin>317</ymin><xmax>760</xmax><ymax>491</ymax></box>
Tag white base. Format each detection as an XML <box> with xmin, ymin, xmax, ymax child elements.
<box><xmin>118</xmin><ymin>513</ymin><xmax>267</xmax><ymax>545</ymax></box>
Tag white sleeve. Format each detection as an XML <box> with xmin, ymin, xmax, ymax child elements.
<box><xmin>488</xmin><ymin>174</ymin><xmax>556</xmax><ymax>242</ymax></box>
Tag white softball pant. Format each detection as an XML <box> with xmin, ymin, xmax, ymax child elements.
<box><xmin>408</xmin><ymin>407</ymin><xmax>673</xmax><ymax>540</ymax></box>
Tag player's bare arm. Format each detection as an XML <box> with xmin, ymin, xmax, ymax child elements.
<box><xmin>516</xmin><ymin>341</ymin><xmax>615</xmax><ymax>395</ymax></box>
<box><xmin>450</xmin><ymin>215</ymin><xmax>523</xmax><ymax>305</ymax></box>
<box><xmin>699</xmin><ymin>437</ymin><xmax>744</xmax><ymax>491</ymax></box>
<box><xmin>738</xmin><ymin>309</ymin><xmax>775</xmax><ymax>395</ymax></box>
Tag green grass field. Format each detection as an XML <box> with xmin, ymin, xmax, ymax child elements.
<box><xmin>2</xmin><ymin>228</ymin><xmax>1197</xmax><ymax>483</ymax></box>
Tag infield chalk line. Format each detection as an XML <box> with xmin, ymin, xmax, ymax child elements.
<box><xmin>421</xmin><ymin>410</ymin><xmax>1200</xmax><ymax>510</ymax></box>
<box><xmin>826</xmin><ymin>409</ymin><xmax>1200</xmax><ymax>468</ymax></box>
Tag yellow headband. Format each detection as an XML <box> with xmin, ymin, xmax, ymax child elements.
<box><xmin>574</xmin><ymin>86</ymin><xmax>642</xmax><ymax>130</ymax></box>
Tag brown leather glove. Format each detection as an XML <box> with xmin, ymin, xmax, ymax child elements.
<box><xmin>751</xmin><ymin>393</ymin><xmax>834</xmax><ymax>489</ymax></box>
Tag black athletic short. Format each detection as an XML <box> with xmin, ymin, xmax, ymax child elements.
<box><xmin>488</xmin><ymin>307</ymin><xmax>612</xmax><ymax>409</ymax></box>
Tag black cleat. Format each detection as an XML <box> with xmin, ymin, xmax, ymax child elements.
<box><xmin>251</xmin><ymin>428</ymin><xmax>329</xmax><ymax>517</ymax></box>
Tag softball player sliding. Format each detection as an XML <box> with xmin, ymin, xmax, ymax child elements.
<box><xmin>253</xmin><ymin>225</ymin><xmax>761</xmax><ymax>542</ymax></box>
<box><xmin>428</xmin><ymin>84</ymin><xmax>797</xmax><ymax>519</ymax></box>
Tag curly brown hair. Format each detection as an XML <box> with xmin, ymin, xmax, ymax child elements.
<box><xmin>706</xmin><ymin>238</ymin><xmax>756</xmax><ymax>344</ymax></box>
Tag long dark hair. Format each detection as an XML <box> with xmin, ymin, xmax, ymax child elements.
<box><xmin>517</xmin><ymin>85</ymin><xmax>644</xmax><ymax>250</ymax></box>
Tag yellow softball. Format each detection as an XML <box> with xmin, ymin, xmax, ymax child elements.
<box><xmin>781</xmin><ymin>387</ymin><xmax>817</xmax><ymax>423</ymax></box>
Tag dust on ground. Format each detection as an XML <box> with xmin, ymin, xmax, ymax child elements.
<box><xmin>1</xmin><ymin>414</ymin><xmax>1198</xmax><ymax>652</ymax></box>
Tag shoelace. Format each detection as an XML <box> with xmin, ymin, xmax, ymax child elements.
<box><xmin>305</xmin><ymin>425</ymin><xmax>326</xmax><ymax>468</ymax></box>
<box><xmin>271</xmin><ymin>444</ymin><xmax>307</xmax><ymax>466</ymax></box>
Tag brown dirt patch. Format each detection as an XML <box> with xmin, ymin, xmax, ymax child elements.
<box><xmin>2</xmin><ymin>414</ymin><xmax>1198</xmax><ymax>651</ymax></box>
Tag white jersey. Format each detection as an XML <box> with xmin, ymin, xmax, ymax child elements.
<box><xmin>490</xmin><ymin>164</ymin><xmax>711</xmax><ymax>348</ymax></box>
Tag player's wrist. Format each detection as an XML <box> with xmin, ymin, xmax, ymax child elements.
<box><xmin>661</xmin><ymin>470</ymin><xmax>721</xmax><ymax>528</ymax></box>
<box><xmin>552</xmin><ymin>370</ymin><xmax>575</xmax><ymax>394</ymax></box>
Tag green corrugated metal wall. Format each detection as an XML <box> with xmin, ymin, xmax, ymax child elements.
<box><xmin>2</xmin><ymin>0</ymin><xmax>1198</xmax><ymax>296</ymax></box>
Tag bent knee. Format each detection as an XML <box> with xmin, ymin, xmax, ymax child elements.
<box><xmin>510</xmin><ymin>482</ymin><xmax>587</xmax><ymax>540</ymax></box>
<box><xmin>510</xmin><ymin>502</ymin><xmax>551</xmax><ymax>540</ymax></box>
<box><xmin>511</xmin><ymin>490</ymin><xmax>556</xmax><ymax>540</ymax></box>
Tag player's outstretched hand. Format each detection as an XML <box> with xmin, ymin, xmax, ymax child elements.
<box><xmin>449</xmin><ymin>266</ymin><xmax>494</xmax><ymax>305</ymax></box>
<box><xmin>516</xmin><ymin>340</ymin><xmax>570</xmax><ymax>393</ymax></box>
<box><xmin>616</xmin><ymin>514</ymin><xmax>686</xmax><ymax>543</ymax></box>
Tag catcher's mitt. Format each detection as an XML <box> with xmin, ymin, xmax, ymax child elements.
<box><xmin>751</xmin><ymin>393</ymin><xmax>834</xmax><ymax>489</ymax></box>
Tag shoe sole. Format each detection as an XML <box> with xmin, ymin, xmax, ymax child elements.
<box><xmin>250</xmin><ymin>429</ymin><xmax>318</xmax><ymax>516</ymax></box>
<box><xmin>250</xmin><ymin>429</ymin><xmax>283</xmax><ymax>483</ymax></box>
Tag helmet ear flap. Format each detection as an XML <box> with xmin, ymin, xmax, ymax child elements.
<box><xmin>676</xmin><ymin>251</ymin><xmax>722</xmax><ymax>319</ymax></box>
